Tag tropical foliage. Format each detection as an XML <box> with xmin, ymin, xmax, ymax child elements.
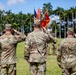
<box><xmin>0</xmin><ymin>2</ymin><xmax>76</xmax><ymax>36</ymax></box>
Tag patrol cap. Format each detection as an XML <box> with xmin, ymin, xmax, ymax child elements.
<box><xmin>34</xmin><ymin>20</ymin><xmax>41</xmax><ymax>28</ymax></box>
<box><xmin>68</xmin><ymin>28</ymin><xmax>73</xmax><ymax>31</ymax></box>
<box><xmin>5</xmin><ymin>24</ymin><xmax>12</xmax><ymax>30</ymax></box>
<box><xmin>67</xmin><ymin>28</ymin><xmax>74</xmax><ymax>36</ymax></box>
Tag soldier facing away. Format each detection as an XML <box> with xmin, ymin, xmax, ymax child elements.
<box><xmin>24</xmin><ymin>20</ymin><xmax>56</xmax><ymax>75</ymax></box>
<box><xmin>57</xmin><ymin>28</ymin><xmax>76</xmax><ymax>75</ymax></box>
<box><xmin>0</xmin><ymin>24</ymin><xmax>26</xmax><ymax>75</ymax></box>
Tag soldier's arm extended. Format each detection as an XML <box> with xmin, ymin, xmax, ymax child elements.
<box><xmin>13</xmin><ymin>29</ymin><xmax>26</xmax><ymax>43</ymax></box>
<box><xmin>57</xmin><ymin>43</ymin><xmax>62</xmax><ymax>68</ymax></box>
<box><xmin>43</xmin><ymin>27</ymin><xmax>57</xmax><ymax>43</ymax></box>
<box><xmin>24</xmin><ymin>34</ymin><xmax>30</xmax><ymax>62</ymax></box>
<box><xmin>57</xmin><ymin>51</ymin><xmax>62</xmax><ymax>68</ymax></box>
<box><xmin>24</xmin><ymin>45</ymin><xmax>30</xmax><ymax>61</ymax></box>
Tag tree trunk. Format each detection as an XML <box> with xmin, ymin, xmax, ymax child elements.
<box><xmin>64</xmin><ymin>17</ymin><xmax>66</xmax><ymax>38</ymax></box>
<box><xmin>59</xmin><ymin>24</ymin><xmax>61</xmax><ymax>38</ymax></box>
<box><xmin>21</xmin><ymin>24</ymin><xmax>25</xmax><ymax>34</ymax></box>
<box><xmin>55</xmin><ymin>26</ymin><xmax>57</xmax><ymax>37</ymax></box>
<box><xmin>59</xmin><ymin>13</ymin><xmax>61</xmax><ymax>38</ymax></box>
<box><xmin>75</xmin><ymin>11</ymin><xmax>76</xmax><ymax>19</ymax></box>
<box><xmin>72</xmin><ymin>13</ymin><xmax>74</xmax><ymax>28</ymax></box>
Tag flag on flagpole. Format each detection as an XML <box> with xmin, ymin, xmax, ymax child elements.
<box><xmin>34</xmin><ymin>9</ymin><xmax>37</xmax><ymax>19</ymax></box>
<box><xmin>37</xmin><ymin>8</ymin><xmax>41</xmax><ymax>19</ymax></box>
<box><xmin>34</xmin><ymin>8</ymin><xmax>50</xmax><ymax>28</ymax></box>
<box><xmin>41</xmin><ymin>19</ymin><xmax>46</xmax><ymax>27</ymax></box>
<box><xmin>41</xmin><ymin>10</ymin><xmax>50</xmax><ymax>28</ymax></box>
<box><xmin>45</xmin><ymin>10</ymin><xmax>50</xmax><ymax>25</ymax></box>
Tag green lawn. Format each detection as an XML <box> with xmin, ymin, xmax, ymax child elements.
<box><xmin>16</xmin><ymin>38</ymin><xmax>62</xmax><ymax>75</ymax></box>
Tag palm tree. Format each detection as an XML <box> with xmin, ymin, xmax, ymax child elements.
<box><xmin>54</xmin><ymin>7</ymin><xmax>64</xmax><ymax>20</ymax></box>
<box><xmin>54</xmin><ymin>7</ymin><xmax>64</xmax><ymax>38</ymax></box>
<box><xmin>69</xmin><ymin>7</ymin><xmax>75</xmax><ymax>21</ymax></box>
<box><xmin>4</xmin><ymin>10</ymin><xmax>13</xmax><ymax>24</ymax></box>
<box><xmin>5</xmin><ymin>10</ymin><xmax>12</xmax><ymax>15</ymax></box>
<box><xmin>62</xmin><ymin>10</ymin><xmax>68</xmax><ymax>38</ymax></box>
<box><xmin>0</xmin><ymin>10</ymin><xmax>5</xmax><ymax>32</ymax></box>
<box><xmin>69</xmin><ymin>7</ymin><xmax>75</xmax><ymax>28</ymax></box>
<box><xmin>26</xmin><ymin>13</ymin><xmax>34</xmax><ymax>32</ymax></box>
<box><xmin>43</xmin><ymin>2</ymin><xmax>53</xmax><ymax>15</ymax></box>
<box><xmin>17</xmin><ymin>11</ymin><xmax>26</xmax><ymax>32</ymax></box>
<box><xmin>75</xmin><ymin>7</ymin><xmax>76</xmax><ymax>19</ymax></box>
<box><xmin>51</xmin><ymin>20</ymin><xmax>59</xmax><ymax>37</ymax></box>
<box><xmin>0</xmin><ymin>10</ymin><xmax>3</xmax><ymax>20</ymax></box>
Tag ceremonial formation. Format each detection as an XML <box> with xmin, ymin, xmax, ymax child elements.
<box><xmin>0</xmin><ymin>8</ymin><xmax>76</xmax><ymax>75</ymax></box>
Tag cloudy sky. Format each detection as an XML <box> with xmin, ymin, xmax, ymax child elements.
<box><xmin>0</xmin><ymin>0</ymin><xmax>76</xmax><ymax>14</ymax></box>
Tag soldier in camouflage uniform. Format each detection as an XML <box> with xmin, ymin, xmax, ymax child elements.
<box><xmin>24</xmin><ymin>20</ymin><xmax>56</xmax><ymax>75</ymax></box>
<box><xmin>57</xmin><ymin>28</ymin><xmax>76</xmax><ymax>75</ymax></box>
<box><xmin>0</xmin><ymin>24</ymin><xmax>26</xmax><ymax>75</ymax></box>
<box><xmin>46</xmin><ymin>43</ymin><xmax>51</xmax><ymax>55</ymax></box>
<box><xmin>51</xmin><ymin>33</ymin><xmax>57</xmax><ymax>55</ymax></box>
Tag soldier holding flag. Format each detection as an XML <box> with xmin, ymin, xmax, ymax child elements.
<box><xmin>24</xmin><ymin>20</ymin><xmax>56</xmax><ymax>75</ymax></box>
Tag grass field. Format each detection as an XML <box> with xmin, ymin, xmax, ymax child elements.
<box><xmin>16</xmin><ymin>38</ymin><xmax>62</xmax><ymax>75</ymax></box>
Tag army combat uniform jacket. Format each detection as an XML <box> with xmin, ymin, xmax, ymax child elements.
<box><xmin>0</xmin><ymin>32</ymin><xmax>26</xmax><ymax>65</ymax></box>
<box><xmin>57</xmin><ymin>38</ymin><xmax>76</xmax><ymax>68</ymax></box>
<box><xmin>24</xmin><ymin>30</ymin><xmax>56</xmax><ymax>63</ymax></box>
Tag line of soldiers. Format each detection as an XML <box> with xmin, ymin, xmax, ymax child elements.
<box><xmin>0</xmin><ymin>20</ymin><xmax>76</xmax><ymax>75</ymax></box>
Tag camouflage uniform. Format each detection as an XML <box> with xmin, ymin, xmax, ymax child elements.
<box><xmin>46</xmin><ymin>44</ymin><xmax>51</xmax><ymax>55</ymax></box>
<box><xmin>24</xmin><ymin>27</ymin><xmax>56</xmax><ymax>75</ymax></box>
<box><xmin>51</xmin><ymin>42</ymin><xmax>56</xmax><ymax>55</ymax></box>
<box><xmin>57</xmin><ymin>38</ymin><xmax>76</xmax><ymax>75</ymax></box>
<box><xmin>47</xmin><ymin>33</ymin><xmax>57</xmax><ymax>55</ymax></box>
<box><xmin>51</xmin><ymin>33</ymin><xmax>57</xmax><ymax>55</ymax></box>
<box><xmin>0</xmin><ymin>24</ymin><xmax>26</xmax><ymax>75</ymax></box>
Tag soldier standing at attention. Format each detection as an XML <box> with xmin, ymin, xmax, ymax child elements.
<box><xmin>57</xmin><ymin>28</ymin><xmax>76</xmax><ymax>75</ymax></box>
<box><xmin>0</xmin><ymin>24</ymin><xmax>26</xmax><ymax>75</ymax></box>
<box><xmin>24</xmin><ymin>20</ymin><xmax>56</xmax><ymax>75</ymax></box>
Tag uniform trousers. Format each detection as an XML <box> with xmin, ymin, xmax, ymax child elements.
<box><xmin>62</xmin><ymin>65</ymin><xmax>76</xmax><ymax>75</ymax></box>
<box><xmin>0</xmin><ymin>63</ymin><xmax>16</xmax><ymax>75</ymax></box>
<box><xmin>30</xmin><ymin>62</ymin><xmax>46</xmax><ymax>75</ymax></box>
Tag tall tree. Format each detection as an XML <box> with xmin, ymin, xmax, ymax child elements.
<box><xmin>43</xmin><ymin>2</ymin><xmax>53</xmax><ymax>15</ymax></box>
<box><xmin>51</xmin><ymin>20</ymin><xmax>59</xmax><ymax>37</ymax></box>
<box><xmin>54</xmin><ymin>7</ymin><xmax>64</xmax><ymax>20</ymax></box>
<box><xmin>69</xmin><ymin>7</ymin><xmax>75</xmax><ymax>29</ymax></box>
<box><xmin>26</xmin><ymin>13</ymin><xmax>34</xmax><ymax>32</ymax></box>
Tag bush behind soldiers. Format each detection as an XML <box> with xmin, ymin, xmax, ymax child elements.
<box><xmin>24</xmin><ymin>20</ymin><xmax>56</xmax><ymax>75</ymax></box>
<box><xmin>0</xmin><ymin>24</ymin><xmax>26</xmax><ymax>75</ymax></box>
<box><xmin>57</xmin><ymin>28</ymin><xmax>76</xmax><ymax>75</ymax></box>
